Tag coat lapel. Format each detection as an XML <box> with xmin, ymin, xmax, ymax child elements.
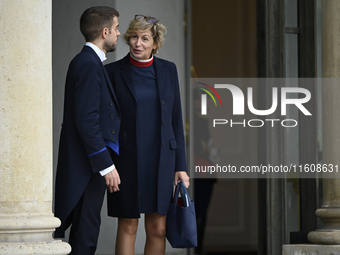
<box><xmin>153</xmin><ymin>56</ymin><xmax>165</xmax><ymax>99</ymax></box>
<box><xmin>120</xmin><ymin>54</ymin><xmax>138</xmax><ymax>102</ymax></box>
<box><xmin>102</xmin><ymin>63</ymin><xmax>120</xmax><ymax>108</ymax></box>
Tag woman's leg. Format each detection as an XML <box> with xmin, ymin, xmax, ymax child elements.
<box><xmin>144</xmin><ymin>213</ymin><xmax>166</xmax><ymax>255</ymax></box>
<box><xmin>115</xmin><ymin>218</ymin><xmax>139</xmax><ymax>255</ymax></box>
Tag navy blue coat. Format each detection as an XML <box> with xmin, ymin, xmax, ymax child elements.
<box><xmin>105</xmin><ymin>54</ymin><xmax>187</xmax><ymax>218</ymax></box>
<box><xmin>54</xmin><ymin>46</ymin><xmax>121</xmax><ymax>229</ymax></box>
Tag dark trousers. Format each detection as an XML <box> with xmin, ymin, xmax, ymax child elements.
<box><xmin>68</xmin><ymin>173</ymin><xmax>106</xmax><ymax>255</ymax></box>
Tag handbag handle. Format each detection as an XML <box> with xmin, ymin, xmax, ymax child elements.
<box><xmin>172</xmin><ymin>182</ymin><xmax>190</xmax><ymax>207</ymax></box>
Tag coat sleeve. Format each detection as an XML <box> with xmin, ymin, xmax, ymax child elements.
<box><xmin>171</xmin><ymin>64</ymin><xmax>187</xmax><ymax>172</ymax></box>
<box><xmin>73</xmin><ymin>61</ymin><xmax>113</xmax><ymax>173</ymax></box>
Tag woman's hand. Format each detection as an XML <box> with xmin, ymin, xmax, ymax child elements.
<box><xmin>174</xmin><ymin>171</ymin><xmax>190</xmax><ymax>189</ymax></box>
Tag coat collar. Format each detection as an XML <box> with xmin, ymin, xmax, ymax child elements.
<box><xmin>82</xmin><ymin>45</ymin><xmax>102</xmax><ymax>64</ymax></box>
<box><xmin>120</xmin><ymin>53</ymin><xmax>165</xmax><ymax>102</ymax></box>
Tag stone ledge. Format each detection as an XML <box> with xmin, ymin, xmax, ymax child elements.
<box><xmin>283</xmin><ymin>244</ymin><xmax>340</xmax><ymax>255</ymax></box>
<box><xmin>0</xmin><ymin>239</ymin><xmax>71</xmax><ymax>255</ymax></box>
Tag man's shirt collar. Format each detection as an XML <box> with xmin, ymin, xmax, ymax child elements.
<box><xmin>85</xmin><ymin>42</ymin><xmax>107</xmax><ymax>62</ymax></box>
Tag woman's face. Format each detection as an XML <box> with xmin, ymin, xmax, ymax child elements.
<box><xmin>129</xmin><ymin>29</ymin><xmax>157</xmax><ymax>60</ymax></box>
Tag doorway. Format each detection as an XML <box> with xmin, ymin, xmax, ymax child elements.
<box><xmin>189</xmin><ymin>0</ymin><xmax>258</xmax><ymax>254</ymax></box>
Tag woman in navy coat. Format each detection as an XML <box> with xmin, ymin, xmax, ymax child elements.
<box><xmin>105</xmin><ymin>15</ymin><xmax>189</xmax><ymax>254</ymax></box>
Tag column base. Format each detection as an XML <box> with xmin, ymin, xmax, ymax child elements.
<box><xmin>308</xmin><ymin>230</ymin><xmax>340</xmax><ymax>244</ymax></box>
<box><xmin>0</xmin><ymin>214</ymin><xmax>71</xmax><ymax>254</ymax></box>
<box><xmin>0</xmin><ymin>239</ymin><xmax>71</xmax><ymax>255</ymax></box>
<box><xmin>283</xmin><ymin>244</ymin><xmax>340</xmax><ymax>255</ymax></box>
<box><xmin>307</xmin><ymin>207</ymin><xmax>340</xmax><ymax>244</ymax></box>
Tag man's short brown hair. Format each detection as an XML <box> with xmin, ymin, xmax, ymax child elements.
<box><xmin>80</xmin><ymin>6</ymin><xmax>119</xmax><ymax>42</ymax></box>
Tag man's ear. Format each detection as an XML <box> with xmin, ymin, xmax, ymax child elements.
<box><xmin>102</xmin><ymin>28</ymin><xmax>109</xmax><ymax>39</ymax></box>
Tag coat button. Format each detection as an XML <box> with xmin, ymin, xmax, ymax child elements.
<box><xmin>109</xmin><ymin>101</ymin><xmax>113</xmax><ymax>106</ymax></box>
<box><xmin>162</xmin><ymin>142</ymin><xmax>165</xmax><ymax>146</ymax></box>
<box><xmin>111</xmin><ymin>129</ymin><xmax>115</xmax><ymax>134</ymax></box>
<box><xmin>162</xmin><ymin>121</ymin><xmax>165</xmax><ymax>125</ymax></box>
<box><xmin>161</xmin><ymin>100</ymin><xmax>164</xmax><ymax>105</ymax></box>
<box><xmin>110</xmin><ymin>114</ymin><xmax>114</xmax><ymax>119</ymax></box>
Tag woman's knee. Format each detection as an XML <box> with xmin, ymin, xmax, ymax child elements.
<box><xmin>145</xmin><ymin>215</ymin><xmax>166</xmax><ymax>238</ymax></box>
<box><xmin>118</xmin><ymin>218</ymin><xmax>138</xmax><ymax>235</ymax></box>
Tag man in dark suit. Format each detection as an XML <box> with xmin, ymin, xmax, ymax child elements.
<box><xmin>54</xmin><ymin>6</ymin><xmax>121</xmax><ymax>255</ymax></box>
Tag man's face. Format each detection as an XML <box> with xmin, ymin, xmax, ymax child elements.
<box><xmin>103</xmin><ymin>16</ymin><xmax>120</xmax><ymax>53</ymax></box>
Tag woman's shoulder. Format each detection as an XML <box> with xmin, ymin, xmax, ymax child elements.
<box><xmin>105</xmin><ymin>54</ymin><xmax>129</xmax><ymax>70</ymax></box>
<box><xmin>153</xmin><ymin>56</ymin><xmax>177</xmax><ymax>70</ymax></box>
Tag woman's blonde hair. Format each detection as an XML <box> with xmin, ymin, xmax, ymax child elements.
<box><xmin>123</xmin><ymin>15</ymin><xmax>167</xmax><ymax>55</ymax></box>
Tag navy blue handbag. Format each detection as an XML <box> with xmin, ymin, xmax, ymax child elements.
<box><xmin>166</xmin><ymin>182</ymin><xmax>198</xmax><ymax>248</ymax></box>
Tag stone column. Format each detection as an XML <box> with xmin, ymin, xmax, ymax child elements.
<box><xmin>307</xmin><ymin>0</ymin><xmax>340</xmax><ymax>245</ymax></box>
<box><xmin>0</xmin><ymin>1</ymin><xmax>70</xmax><ymax>254</ymax></box>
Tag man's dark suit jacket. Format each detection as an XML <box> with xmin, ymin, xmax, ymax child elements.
<box><xmin>54</xmin><ymin>46</ymin><xmax>120</xmax><ymax>234</ymax></box>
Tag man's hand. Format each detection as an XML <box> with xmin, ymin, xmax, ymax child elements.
<box><xmin>174</xmin><ymin>171</ymin><xmax>190</xmax><ymax>189</ymax></box>
<box><xmin>105</xmin><ymin>168</ymin><xmax>121</xmax><ymax>193</ymax></box>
